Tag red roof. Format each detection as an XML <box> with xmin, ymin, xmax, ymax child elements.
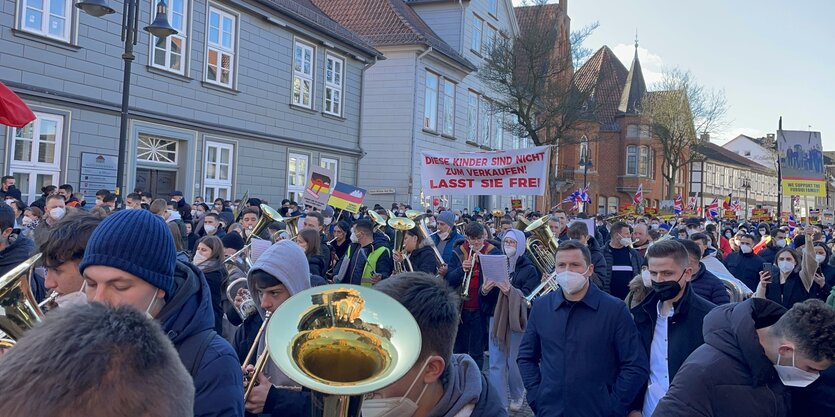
<box><xmin>574</xmin><ymin>46</ymin><xmax>628</xmax><ymax>130</ymax></box>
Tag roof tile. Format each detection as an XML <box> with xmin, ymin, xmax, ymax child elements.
<box><xmin>574</xmin><ymin>46</ymin><xmax>628</xmax><ymax>130</ymax></box>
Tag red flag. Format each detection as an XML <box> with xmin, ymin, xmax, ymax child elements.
<box><xmin>633</xmin><ymin>184</ymin><xmax>643</xmax><ymax>206</ymax></box>
<box><xmin>0</xmin><ymin>82</ymin><xmax>36</xmax><ymax>128</ymax></box>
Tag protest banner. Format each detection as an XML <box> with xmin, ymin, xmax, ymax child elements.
<box><xmin>778</xmin><ymin>130</ymin><xmax>826</xmax><ymax>196</ymax></box>
<box><xmin>420</xmin><ymin>146</ymin><xmax>549</xmax><ymax>196</ymax></box>
<box><xmin>327</xmin><ymin>182</ymin><xmax>367</xmax><ymax>213</ymax></box>
<box><xmin>302</xmin><ymin>166</ymin><xmax>335</xmax><ymax>210</ymax></box>
<box><xmin>751</xmin><ymin>208</ymin><xmax>771</xmax><ymax>222</ymax></box>
<box><xmin>823</xmin><ymin>210</ymin><xmax>834</xmax><ymax>226</ymax></box>
<box><xmin>511</xmin><ymin>199</ymin><xmax>522</xmax><ymax>210</ymax></box>
<box><xmin>809</xmin><ymin>209</ymin><xmax>821</xmax><ymax>225</ymax></box>
<box><xmin>644</xmin><ymin>207</ymin><xmax>658</xmax><ymax>216</ymax></box>
<box><xmin>723</xmin><ymin>210</ymin><xmax>738</xmax><ymax>220</ymax></box>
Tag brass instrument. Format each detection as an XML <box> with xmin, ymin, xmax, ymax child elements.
<box><xmin>243</xmin><ymin>311</ymin><xmax>272</xmax><ymax>400</ymax></box>
<box><xmin>266</xmin><ymin>285</ymin><xmax>421</xmax><ymax>417</ymax></box>
<box><xmin>233</xmin><ymin>191</ymin><xmax>249</xmax><ymax>222</ymax></box>
<box><xmin>523</xmin><ymin>216</ymin><xmax>560</xmax><ymax>275</ymax></box>
<box><xmin>524</xmin><ymin>271</ymin><xmax>560</xmax><ymax>306</ymax></box>
<box><xmin>492</xmin><ymin>209</ymin><xmax>504</xmax><ymax>234</ymax></box>
<box><xmin>404</xmin><ymin>209</ymin><xmax>424</xmax><ymax>219</ymax></box>
<box><xmin>0</xmin><ymin>254</ymin><xmax>44</xmax><ymax>347</ymax></box>
<box><xmin>38</xmin><ymin>291</ymin><xmax>60</xmax><ymax>313</ymax></box>
<box><xmin>406</xmin><ymin>211</ymin><xmax>445</xmax><ymax>269</ymax></box>
<box><xmin>719</xmin><ymin>276</ymin><xmax>752</xmax><ymax>302</ymax></box>
<box><xmin>388</xmin><ymin>217</ymin><xmax>416</xmax><ymax>274</ymax></box>
<box><xmin>460</xmin><ymin>246</ymin><xmax>476</xmax><ymax>300</ymax></box>
<box><xmin>367</xmin><ymin>210</ymin><xmax>387</xmax><ymax>232</ymax></box>
<box><xmin>226</xmin><ymin>277</ymin><xmax>257</xmax><ymax>320</ymax></box>
<box><xmin>243</xmin><ymin>204</ymin><xmax>279</xmax><ymax>244</ymax></box>
<box><xmin>261</xmin><ymin>203</ymin><xmax>301</xmax><ymax>240</ymax></box>
<box><xmin>515</xmin><ymin>215</ymin><xmax>531</xmax><ymax>231</ymax></box>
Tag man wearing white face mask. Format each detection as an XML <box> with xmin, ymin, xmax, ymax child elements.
<box><xmin>79</xmin><ymin>209</ymin><xmax>244</xmax><ymax>417</ymax></box>
<box><xmin>727</xmin><ymin>233</ymin><xmax>766</xmax><ymax>293</ymax></box>
<box><xmin>654</xmin><ymin>298</ymin><xmax>835</xmax><ymax>417</ymax></box>
<box><xmin>758</xmin><ymin>228</ymin><xmax>789</xmax><ymax>264</ymax></box>
<box><xmin>518</xmin><ymin>240</ymin><xmax>649</xmax><ymax>417</ymax></box>
<box><xmin>431</xmin><ymin>211</ymin><xmax>463</xmax><ymax>277</ymax></box>
<box><xmin>32</xmin><ymin>194</ymin><xmax>66</xmax><ymax>247</ymax></box>
<box><xmin>604</xmin><ymin>221</ymin><xmax>643</xmax><ymax>299</ymax></box>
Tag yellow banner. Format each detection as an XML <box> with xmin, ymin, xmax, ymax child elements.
<box><xmin>782</xmin><ymin>180</ymin><xmax>826</xmax><ymax>197</ymax></box>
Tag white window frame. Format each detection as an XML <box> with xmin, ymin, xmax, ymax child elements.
<box><xmin>149</xmin><ymin>0</ymin><xmax>189</xmax><ymax>75</ymax></box>
<box><xmin>482</xmin><ymin>24</ymin><xmax>496</xmax><ymax>56</ymax></box>
<box><xmin>638</xmin><ymin>145</ymin><xmax>649</xmax><ymax>177</ymax></box>
<box><xmin>205</xmin><ymin>5</ymin><xmax>237</xmax><ymax>88</ymax></box>
<box><xmin>203</xmin><ymin>141</ymin><xmax>233</xmax><ymax>202</ymax></box>
<box><xmin>424</xmin><ymin>71</ymin><xmax>439</xmax><ymax>131</ymax></box>
<box><xmin>479</xmin><ymin>97</ymin><xmax>491</xmax><ymax>146</ymax></box>
<box><xmin>287</xmin><ymin>152</ymin><xmax>309</xmax><ymax>201</ymax></box>
<box><xmin>467</xmin><ymin>91</ymin><xmax>479</xmax><ymax>142</ymax></box>
<box><xmin>323</xmin><ymin>53</ymin><xmax>344</xmax><ymax>116</ymax></box>
<box><xmin>320</xmin><ymin>157</ymin><xmax>338</xmax><ymax>182</ymax></box>
<box><xmin>440</xmin><ymin>79</ymin><xmax>455</xmax><ymax>136</ymax></box>
<box><xmin>626</xmin><ymin>145</ymin><xmax>637</xmax><ymax>176</ymax></box>
<box><xmin>492</xmin><ymin>109</ymin><xmax>502</xmax><ymax>149</ymax></box>
<box><xmin>292</xmin><ymin>39</ymin><xmax>315</xmax><ymax>108</ymax></box>
<box><xmin>19</xmin><ymin>0</ymin><xmax>73</xmax><ymax>42</ymax></box>
<box><xmin>10</xmin><ymin>112</ymin><xmax>64</xmax><ymax>204</ymax></box>
<box><xmin>471</xmin><ymin>14</ymin><xmax>483</xmax><ymax>53</ymax></box>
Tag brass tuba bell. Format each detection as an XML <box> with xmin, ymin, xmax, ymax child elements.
<box><xmin>523</xmin><ymin>215</ymin><xmax>560</xmax><ymax>275</ymax></box>
<box><xmin>266</xmin><ymin>285</ymin><xmax>421</xmax><ymax>417</ymax></box>
<box><xmin>0</xmin><ymin>254</ymin><xmax>44</xmax><ymax>347</ymax></box>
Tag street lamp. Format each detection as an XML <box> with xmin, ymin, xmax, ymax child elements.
<box><xmin>76</xmin><ymin>0</ymin><xmax>176</xmax><ymax>206</ymax></box>
<box><xmin>579</xmin><ymin>145</ymin><xmax>593</xmax><ymax>214</ymax></box>
<box><xmin>741</xmin><ymin>177</ymin><xmax>751</xmax><ymax>220</ymax></box>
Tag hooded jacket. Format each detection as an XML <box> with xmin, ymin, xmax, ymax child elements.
<box><xmin>427</xmin><ymin>354</ymin><xmax>508</xmax><ymax>417</ymax></box>
<box><xmin>652</xmin><ymin>298</ymin><xmax>790</xmax><ymax>417</ymax></box>
<box><xmin>0</xmin><ymin>235</ymin><xmax>35</xmax><ymax>277</ymax></box>
<box><xmin>157</xmin><ymin>261</ymin><xmax>244</xmax><ymax>417</ymax></box>
<box><xmin>690</xmin><ymin>263</ymin><xmax>731</xmax><ymax>305</ymax></box>
<box><xmin>481</xmin><ymin>230</ymin><xmax>539</xmax><ymax>316</ymax></box>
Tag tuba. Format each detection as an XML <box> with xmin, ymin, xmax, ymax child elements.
<box><xmin>524</xmin><ymin>216</ymin><xmax>560</xmax><ymax>275</ymax></box>
<box><xmin>514</xmin><ymin>215</ymin><xmax>531</xmax><ymax>231</ymax></box>
<box><xmin>492</xmin><ymin>209</ymin><xmax>504</xmax><ymax>235</ymax></box>
<box><xmin>0</xmin><ymin>254</ymin><xmax>44</xmax><ymax>347</ymax></box>
<box><xmin>367</xmin><ymin>210</ymin><xmax>387</xmax><ymax>233</ymax></box>
<box><xmin>266</xmin><ymin>285</ymin><xmax>421</xmax><ymax>417</ymax></box>
<box><xmin>388</xmin><ymin>217</ymin><xmax>416</xmax><ymax>274</ymax></box>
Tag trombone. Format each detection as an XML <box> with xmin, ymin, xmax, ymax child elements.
<box><xmin>524</xmin><ymin>271</ymin><xmax>559</xmax><ymax>306</ymax></box>
<box><xmin>460</xmin><ymin>246</ymin><xmax>476</xmax><ymax>300</ymax></box>
<box><xmin>388</xmin><ymin>217</ymin><xmax>416</xmax><ymax>274</ymax></box>
<box><xmin>243</xmin><ymin>311</ymin><xmax>272</xmax><ymax>400</ymax></box>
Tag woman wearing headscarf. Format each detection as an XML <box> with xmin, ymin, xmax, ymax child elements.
<box><xmin>482</xmin><ymin>229</ymin><xmax>539</xmax><ymax>412</ymax></box>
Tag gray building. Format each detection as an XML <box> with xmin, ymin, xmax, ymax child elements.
<box><xmin>0</xmin><ymin>0</ymin><xmax>380</xmax><ymax>205</ymax></box>
<box><xmin>316</xmin><ymin>0</ymin><xmax>535</xmax><ymax>212</ymax></box>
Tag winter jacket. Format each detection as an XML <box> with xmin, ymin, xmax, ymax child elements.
<box><xmin>652</xmin><ymin>298</ymin><xmax>790</xmax><ymax>417</ymax></box>
<box><xmin>0</xmin><ymin>235</ymin><xmax>35</xmax><ymax>277</ymax></box>
<box><xmin>430</xmin><ymin>354</ymin><xmax>508</xmax><ymax>417</ymax></box>
<box><xmin>588</xmin><ymin>236</ymin><xmax>610</xmax><ymax>291</ymax></box>
<box><xmin>602</xmin><ymin>243</ymin><xmax>642</xmax><ymax>295</ymax></box>
<box><xmin>759</xmin><ymin>244</ymin><xmax>780</xmax><ymax>264</ymax></box>
<box><xmin>408</xmin><ymin>244</ymin><xmax>440</xmax><ymax>275</ymax></box>
<box><xmin>432</xmin><ymin>228</ymin><xmax>466</xmax><ymax>265</ymax></box>
<box><xmin>630</xmin><ymin>285</ymin><xmax>716</xmax><ymax>414</ymax></box>
<box><xmin>518</xmin><ymin>282</ymin><xmax>649</xmax><ymax>417</ymax></box>
<box><xmin>446</xmin><ymin>240</ymin><xmax>502</xmax><ymax>316</ymax></box>
<box><xmin>318</xmin><ymin>233</ymin><xmax>331</xmax><ymax>272</ymax></box>
<box><xmin>197</xmin><ymin>259</ymin><xmax>227</xmax><ymax>334</ymax></box>
<box><xmin>306</xmin><ymin>253</ymin><xmax>326</xmax><ymax>278</ymax></box>
<box><xmin>481</xmin><ymin>253</ymin><xmax>540</xmax><ymax>317</ymax></box>
<box><xmin>726</xmin><ymin>250</ymin><xmax>766</xmax><ymax>293</ymax></box>
<box><xmin>158</xmin><ymin>261</ymin><xmax>244</xmax><ymax>417</ymax></box>
<box><xmin>760</xmin><ymin>267</ymin><xmax>821</xmax><ymax>309</ymax></box>
<box><xmin>790</xmin><ymin>367</ymin><xmax>835</xmax><ymax>417</ymax></box>
<box><xmin>690</xmin><ymin>263</ymin><xmax>731</xmax><ymax>305</ymax></box>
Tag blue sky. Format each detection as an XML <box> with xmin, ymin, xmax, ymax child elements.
<box><xmin>512</xmin><ymin>0</ymin><xmax>834</xmax><ymax>147</ymax></box>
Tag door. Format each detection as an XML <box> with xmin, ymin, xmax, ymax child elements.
<box><xmin>135</xmin><ymin>168</ymin><xmax>177</xmax><ymax>198</ymax></box>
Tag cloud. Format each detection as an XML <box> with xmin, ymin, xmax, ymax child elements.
<box><xmin>611</xmin><ymin>44</ymin><xmax>665</xmax><ymax>86</ymax></box>
<box><xmin>712</xmin><ymin>127</ymin><xmax>767</xmax><ymax>144</ymax></box>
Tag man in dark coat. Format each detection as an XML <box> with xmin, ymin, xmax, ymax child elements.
<box><xmin>653</xmin><ymin>298</ymin><xmax>835</xmax><ymax>417</ymax></box>
<box><xmin>432</xmin><ymin>210</ymin><xmax>465</xmax><ymax>277</ymax></box>
<box><xmin>629</xmin><ymin>240</ymin><xmax>716</xmax><ymax>417</ymax></box>
<box><xmin>568</xmin><ymin>221</ymin><xmax>609</xmax><ymax>291</ymax></box>
<box><xmin>758</xmin><ymin>228</ymin><xmax>789</xmax><ymax>264</ymax></box>
<box><xmin>0</xmin><ymin>202</ymin><xmax>35</xmax><ymax>276</ymax></box>
<box><xmin>726</xmin><ymin>233</ymin><xmax>765</xmax><ymax>292</ymax></box>
<box><xmin>79</xmin><ymin>209</ymin><xmax>244</xmax><ymax>417</ymax></box>
<box><xmin>603</xmin><ymin>221</ymin><xmax>643</xmax><ymax>298</ymax></box>
<box><xmin>681</xmin><ymin>237</ymin><xmax>730</xmax><ymax>304</ymax></box>
<box><xmin>518</xmin><ymin>240</ymin><xmax>648</xmax><ymax>417</ymax></box>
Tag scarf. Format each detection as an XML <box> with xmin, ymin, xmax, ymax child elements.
<box><xmin>490</xmin><ymin>286</ymin><xmax>527</xmax><ymax>353</ymax></box>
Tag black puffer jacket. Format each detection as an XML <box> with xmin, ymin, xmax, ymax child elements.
<box><xmin>408</xmin><ymin>244</ymin><xmax>440</xmax><ymax>275</ymax></box>
<box><xmin>587</xmin><ymin>236</ymin><xmax>609</xmax><ymax>291</ymax></box>
<box><xmin>0</xmin><ymin>235</ymin><xmax>35</xmax><ymax>277</ymax></box>
<box><xmin>652</xmin><ymin>298</ymin><xmax>789</xmax><ymax>417</ymax></box>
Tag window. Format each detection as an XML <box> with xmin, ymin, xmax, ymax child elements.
<box><xmin>482</xmin><ymin>25</ymin><xmax>496</xmax><ymax>55</ymax></box>
<box><xmin>626</xmin><ymin>124</ymin><xmax>651</xmax><ymax>138</ymax></box>
<box><xmin>320</xmin><ymin>157</ymin><xmax>338</xmax><ymax>182</ymax></box>
<box><xmin>479</xmin><ymin>97</ymin><xmax>491</xmax><ymax>146</ymax></box>
<box><xmin>10</xmin><ymin>113</ymin><xmax>63</xmax><ymax>204</ymax></box>
<box><xmin>488</xmin><ymin>0</ymin><xmax>498</xmax><ymax>16</ymax></box>
<box><xmin>206</xmin><ymin>6</ymin><xmax>236</xmax><ymax>87</ymax></box>
<box><xmin>626</xmin><ymin>145</ymin><xmax>637</xmax><ymax>175</ymax></box>
<box><xmin>440</xmin><ymin>79</ymin><xmax>455</xmax><ymax>136</ymax></box>
<box><xmin>324</xmin><ymin>53</ymin><xmax>344</xmax><ymax>116</ymax></box>
<box><xmin>19</xmin><ymin>0</ymin><xmax>72</xmax><ymax>41</ymax></box>
<box><xmin>579</xmin><ymin>136</ymin><xmax>589</xmax><ymax>164</ymax></box>
<box><xmin>467</xmin><ymin>91</ymin><xmax>479</xmax><ymax>142</ymax></box>
<box><xmin>293</xmin><ymin>40</ymin><xmax>315</xmax><ymax>108</ymax></box>
<box><xmin>203</xmin><ymin>141</ymin><xmax>233</xmax><ymax>202</ymax></box>
<box><xmin>137</xmin><ymin>135</ymin><xmax>178</xmax><ymax>164</ymax></box>
<box><xmin>492</xmin><ymin>110</ymin><xmax>502</xmax><ymax>149</ymax></box>
<box><xmin>151</xmin><ymin>0</ymin><xmax>188</xmax><ymax>74</ymax></box>
<box><xmin>287</xmin><ymin>153</ymin><xmax>308</xmax><ymax>202</ymax></box>
<box><xmin>638</xmin><ymin>146</ymin><xmax>650</xmax><ymax>177</ymax></box>
<box><xmin>471</xmin><ymin>15</ymin><xmax>482</xmax><ymax>52</ymax></box>
<box><xmin>423</xmin><ymin>72</ymin><xmax>439</xmax><ymax>131</ymax></box>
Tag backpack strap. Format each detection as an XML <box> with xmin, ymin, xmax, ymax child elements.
<box><xmin>176</xmin><ymin>329</ymin><xmax>217</xmax><ymax>378</ymax></box>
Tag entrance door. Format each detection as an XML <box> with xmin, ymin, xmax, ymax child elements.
<box><xmin>135</xmin><ymin>168</ymin><xmax>177</xmax><ymax>198</ymax></box>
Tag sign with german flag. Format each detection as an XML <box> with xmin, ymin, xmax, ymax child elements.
<box><xmin>327</xmin><ymin>182</ymin><xmax>367</xmax><ymax>213</ymax></box>
<box><xmin>303</xmin><ymin>166</ymin><xmax>335</xmax><ymax>210</ymax></box>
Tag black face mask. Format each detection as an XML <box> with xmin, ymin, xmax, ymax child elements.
<box><xmin>651</xmin><ymin>270</ymin><xmax>687</xmax><ymax>301</ymax></box>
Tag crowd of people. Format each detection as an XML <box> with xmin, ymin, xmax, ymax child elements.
<box><xmin>0</xmin><ymin>182</ymin><xmax>834</xmax><ymax>417</ymax></box>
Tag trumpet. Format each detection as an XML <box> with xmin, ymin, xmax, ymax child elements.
<box><xmin>460</xmin><ymin>246</ymin><xmax>476</xmax><ymax>300</ymax></box>
<box><xmin>524</xmin><ymin>271</ymin><xmax>559</xmax><ymax>306</ymax></box>
<box><xmin>243</xmin><ymin>311</ymin><xmax>272</xmax><ymax>401</ymax></box>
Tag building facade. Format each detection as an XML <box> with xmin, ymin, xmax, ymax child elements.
<box><xmin>0</xmin><ymin>0</ymin><xmax>380</xmax><ymax>205</ymax></box>
<box><xmin>316</xmin><ymin>0</ymin><xmax>537</xmax><ymax>212</ymax></box>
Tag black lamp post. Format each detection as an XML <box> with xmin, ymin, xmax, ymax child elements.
<box><xmin>76</xmin><ymin>0</ymin><xmax>176</xmax><ymax>206</ymax></box>
<box><xmin>579</xmin><ymin>147</ymin><xmax>593</xmax><ymax>214</ymax></box>
<box><xmin>741</xmin><ymin>177</ymin><xmax>751</xmax><ymax>220</ymax></box>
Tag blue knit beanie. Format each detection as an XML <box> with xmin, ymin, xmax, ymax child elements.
<box><xmin>437</xmin><ymin>211</ymin><xmax>455</xmax><ymax>227</ymax></box>
<box><xmin>80</xmin><ymin>209</ymin><xmax>176</xmax><ymax>295</ymax></box>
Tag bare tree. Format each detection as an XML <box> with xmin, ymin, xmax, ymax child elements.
<box><xmin>642</xmin><ymin>68</ymin><xmax>728</xmax><ymax>199</ymax></box>
<box><xmin>478</xmin><ymin>0</ymin><xmax>598</xmax><ymax>207</ymax></box>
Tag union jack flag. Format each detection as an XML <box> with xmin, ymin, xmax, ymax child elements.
<box><xmin>732</xmin><ymin>200</ymin><xmax>742</xmax><ymax>211</ymax></box>
<box><xmin>792</xmin><ymin>195</ymin><xmax>801</xmax><ymax>206</ymax></box>
<box><xmin>687</xmin><ymin>195</ymin><xmax>698</xmax><ymax>210</ymax></box>
<box><xmin>706</xmin><ymin>197</ymin><xmax>720</xmax><ymax>218</ymax></box>
<box><xmin>674</xmin><ymin>194</ymin><xmax>683</xmax><ymax>215</ymax></box>
<box><xmin>633</xmin><ymin>184</ymin><xmax>643</xmax><ymax>206</ymax></box>
<box><xmin>788</xmin><ymin>214</ymin><xmax>797</xmax><ymax>234</ymax></box>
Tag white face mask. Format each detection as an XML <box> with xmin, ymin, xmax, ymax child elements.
<box><xmin>503</xmin><ymin>244</ymin><xmax>517</xmax><ymax>257</ymax></box>
<box><xmin>350</xmin><ymin>233</ymin><xmax>359</xmax><ymax>244</ymax></box>
<box><xmin>204</xmin><ymin>224</ymin><xmax>217</xmax><ymax>234</ymax></box>
<box><xmin>815</xmin><ymin>254</ymin><xmax>826</xmax><ymax>264</ymax></box>
<box><xmin>324</xmin><ymin>217</ymin><xmax>333</xmax><ymax>226</ymax></box>
<box><xmin>774</xmin><ymin>350</ymin><xmax>820</xmax><ymax>387</ymax></box>
<box><xmin>362</xmin><ymin>358</ymin><xmax>431</xmax><ymax>417</ymax></box>
<box><xmin>437</xmin><ymin>231</ymin><xmax>449</xmax><ymax>241</ymax></box>
<box><xmin>619</xmin><ymin>237</ymin><xmax>632</xmax><ymax>247</ymax></box>
<box><xmin>55</xmin><ymin>291</ymin><xmax>88</xmax><ymax>309</ymax></box>
<box><xmin>651</xmin><ymin>224</ymin><xmax>659</xmax><ymax>230</ymax></box>
<box><xmin>740</xmin><ymin>244</ymin><xmax>753</xmax><ymax>254</ymax></box>
<box><xmin>21</xmin><ymin>217</ymin><xmax>34</xmax><ymax>227</ymax></box>
<box><xmin>555</xmin><ymin>267</ymin><xmax>590</xmax><ymax>295</ymax></box>
<box><xmin>775</xmin><ymin>239</ymin><xmax>786</xmax><ymax>248</ymax></box>
<box><xmin>145</xmin><ymin>288</ymin><xmax>159</xmax><ymax>319</ymax></box>
<box><xmin>641</xmin><ymin>269</ymin><xmax>652</xmax><ymax>287</ymax></box>
<box><xmin>193</xmin><ymin>252</ymin><xmax>208</xmax><ymax>266</ymax></box>
<box><xmin>49</xmin><ymin>207</ymin><xmax>65</xmax><ymax>220</ymax></box>
<box><xmin>778</xmin><ymin>260</ymin><xmax>795</xmax><ymax>273</ymax></box>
